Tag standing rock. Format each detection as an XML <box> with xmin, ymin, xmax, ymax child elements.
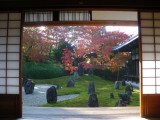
<box><xmin>67</xmin><ymin>79</ymin><xmax>75</xmax><ymax>87</ymax></box>
<box><xmin>24</xmin><ymin>80</ymin><xmax>35</xmax><ymax>94</ymax></box>
<box><xmin>22</xmin><ymin>76</ymin><xmax>28</xmax><ymax>86</ymax></box>
<box><xmin>121</xmin><ymin>80</ymin><xmax>126</xmax><ymax>86</ymax></box>
<box><xmin>77</xmin><ymin>63</ymin><xmax>84</xmax><ymax>76</ymax></box>
<box><xmin>73</xmin><ymin>71</ymin><xmax>79</xmax><ymax>80</ymax></box>
<box><xmin>46</xmin><ymin>86</ymin><xmax>57</xmax><ymax>104</ymax></box>
<box><xmin>88</xmin><ymin>93</ymin><xmax>99</xmax><ymax>107</ymax></box>
<box><xmin>110</xmin><ymin>92</ymin><xmax>114</xmax><ymax>99</ymax></box>
<box><xmin>114</xmin><ymin>81</ymin><xmax>120</xmax><ymax>90</ymax></box>
<box><xmin>88</xmin><ymin>68</ymin><xmax>93</xmax><ymax>77</ymax></box>
<box><xmin>115</xmin><ymin>93</ymin><xmax>130</xmax><ymax>106</ymax></box>
<box><xmin>88</xmin><ymin>81</ymin><xmax>95</xmax><ymax>94</ymax></box>
<box><xmin>115</xmin><ymin>99</ymin><xmax>126</xmax><ymax>107</ymax></box>
<box><xmin>118</xmin><ymin>93</ymin><xmax>130</xmax><ymax>104</ymax></box>
<box><xmin>125</xmin><ymin>84</ymin><xmax>133</xmax><ymax>95</ymax></box>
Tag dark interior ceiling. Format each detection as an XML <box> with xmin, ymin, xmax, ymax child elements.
<box><xmin>0</xmin><ymin>0</ymin><xmax>160</xmax><ymax>10</ymax></box>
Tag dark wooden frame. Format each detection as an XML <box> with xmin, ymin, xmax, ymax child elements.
<box><xmin>0</xmin><ymin>0</ymin><xmax>160</xmax><ymax>10</ymax></box>
<box><xmin>0</xmin><ymin>0</ymin><xmax>160</xmax><ymax>118</ymax></box>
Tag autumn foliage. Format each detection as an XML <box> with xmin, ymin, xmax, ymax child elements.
<box><xmin>23</xmin><ymin>27</ymin><xmax>54</xmax><ymax>62</ymax></box>
<box><xmin>61</xmin><ymin>48</ymin><xmax>77</xmax><ymax>74</ymax></box>
<box><xmin>23</xmin><ymin>26</ymin><xmax>131</xmax><ymax>73</ymax></box>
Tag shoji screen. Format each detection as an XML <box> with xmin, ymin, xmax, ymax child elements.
<box><xmin>139</xmin><ymin>11</ymin><xmax>160</xmax><ymax>117</ymax></box>
<box><xmin>140</xmin><ymin>12</ymin><xmax>160</xmax><ymax>94</ymax></box>
<box><xmin>0</xmin><ymin>12</ymin><xmax>21</xmax><ymax>118</ymax></box>
<box><xmin>0</xmin><ymin>12</ymin><xmax>21</xmax><ymax>94</ymax></box>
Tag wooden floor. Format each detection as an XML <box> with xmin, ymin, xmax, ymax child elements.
<box><xmin>8</xmin><ymin>106</ymin><xmax>157</xmax><ymax>120</ymax></box>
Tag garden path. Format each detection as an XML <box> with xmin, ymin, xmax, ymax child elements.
<box><xmin>22</xmin><ymin>84</ymin><xmax>79</xmax><ymax>106</ymax></box>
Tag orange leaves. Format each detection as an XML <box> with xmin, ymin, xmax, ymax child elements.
<box><xmin>23</xmin><ymin>27</ymin><xmax>56</xmax><ymax>62</ymax></box>
<box><xmin>61</xmin><ymin>48</ymin><xmax>77</xmax><ymax>74</ymax></box>
<box><xmin>107</xmin><ymin>52</ymin><xmax>131</xmax><ymax>72</ymax></box>
<box><xmin>23</xmin><ymin>26</ymin><xmax>131</xmax><ymax>73</ymax></box>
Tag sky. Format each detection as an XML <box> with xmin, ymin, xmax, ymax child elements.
<box><xmin>105</xmin><ymin>26</ymin><xmax>138</xmax><ymax>36</ymax></box>
<box><xmin>38</xmin><ymin>26</ymin><xmax>139</xmax><ymax>38</ymax></box>
<box><xmin>39</xmin><ymin>26</ymin><xmax>138</xmax><ymax>36</ymax></box>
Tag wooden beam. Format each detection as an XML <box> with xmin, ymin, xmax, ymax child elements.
<box><xmin>0</xmin><ymin>0</ymin><xmax>160</xmax><ymax>10</ymax></box>
<box><xmin>23</xmin><ymin>20</ymin><xmax>137</xmax><ymax>27</ymax></box>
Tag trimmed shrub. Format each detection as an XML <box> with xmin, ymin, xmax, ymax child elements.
<box><xmin>94</xmin><ymin>68</ymin><xmax>125</xmax><ymax>81</ymax></box>
<box><xmin>22</xmin><ymin>62</ymin><xmax>65</xmax><ymax>79</ymax></box>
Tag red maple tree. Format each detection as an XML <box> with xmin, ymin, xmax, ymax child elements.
<box><xmin>23</xmin><ymin>26</ymin><xmax>131</xmax><ymax>73</ymax></box>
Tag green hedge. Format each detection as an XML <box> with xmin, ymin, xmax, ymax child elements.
<box><xmin>94</xmin><ymin>68</ymin><xmax>125</xmax><ymax>81</ymax></box>
<box><xmin>22</xmin><ymin>62</ymin><xmax>65</xmax><ymax>79</ymax></box>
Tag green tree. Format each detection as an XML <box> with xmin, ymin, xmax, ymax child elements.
<box><xmin>54</xmin><ymin>41</ymin><xmax>74</xmax><ymax>63</ymax></box>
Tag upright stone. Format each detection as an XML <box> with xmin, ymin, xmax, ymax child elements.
<box><xmin>114</xmin><ymin>81</ymin><xmax>120</xmax><ymax>90</ymax></box>
<box><xmin>121</xmin><ymin>80</ymin><xmax>126</xmax><ymax>86</ymax></box>
<box><xmin>67</xmin><ymin>79</ymin><xmax>75</xmax><ymax>87</ymax></box>
<box><xmin>77</xmin><ymin>63</ymin><xmax>84</xmax><ymax>76</ymax></box>
<box><xmin>88</xmin><ymin>81</ymin><xmax>95</xmax><ymax>94</ymax></box>
<box><xmin>110</xmin><ymin>92</ymin><xmax>114</xmax><ymax>99</ymax></box>
<box><xmin>88</xmin><ymin>68</ymin><xmax>93</xmax><ymax>77</ymax></box>
<box><xmin>22</xmin><ymin>76</ymin><xmax>28</xmax><ymax>86</ymax></box>
<box><xmin>116</xmin><ymin>93</ymin><xmax>130</xmax><ymax>106</ymax></box>
<box><xmin>88</xmin><ymin>93</ymin><xmax>99</xmax><ymax>107</ymax></box>
<box><xmin>130</xmin><ymin>83</ymin><xmax>133</xmax><ymax>91</ymax></box>
<box><xmin>24</xmin><ymin>80</ymin><xmax>35</xmax><ymax>94</ymax></box>
<box><xmin>46</xmin><ymin>86</ymin><xmax>57</xmax><ymax>104</ymax></box>
<box><xmin>115</xmin><ymin>99</ymin><xmax>126</xmax><ymax>107</ymax></box>
<box><xmin>73</xmin><ymin>71</ymin><xmax>79</xmax><ymax>80</ymax></box>
<box><xmin>125</xmin><ymin>84</ymin><xmax>132</xmax><ymax>95</ymax></box>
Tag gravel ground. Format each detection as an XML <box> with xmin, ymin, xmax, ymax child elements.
<box><xmin>22</xmin><ymin>84</ymin><xmax>79</xmax><ymax>106</ymax></box>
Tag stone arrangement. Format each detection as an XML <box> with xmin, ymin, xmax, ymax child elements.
<box><xmin>88</xmin><ymin>68</ymin><xmax>93</xmax><ymax>77</ymax></box>
<box><xmin>24</xmin><ymin>80</ymin><xmax>35</xmax><ymax>94</ymax></box>
<box><xmin>46</xmin><ymin>86</ymin><xmax>57</xmax><ymax>104</ymax></box>
<box><xmin>121</xmin><ymin>80</ymin><xmax>126</xmax><ymax>86</ymax></box>
<box><xmin>66</xmin><ymin>79</ymin><xmax>75</xmax><ymax>87</ymax></box>
<box><xmin>125</xmin><ymin>84</ymin><xmax>133</xmax><ymax>96</ymax></box>
<box><xmin>88</xmin><ymin>81</ymin><xmax>95</xmax><ymax>94</ymax></box>
<box><xmin>22</xmin><ymin>76</ymin><xmax>28</xmax><ymax>87</ymax></box>
<box><xmin>114</xmin><ymin>81</ymin><xmax>120</xmax><ymax>90</ymax></box>
<box><xmin>114</xmin><ymin>81</ymin><xmax>135</xmax><ymax>107</ymax></box>
<box><xmin>22</xmin><ymin>69</ymin><xmax>137</xmax><ymax>107</ymax></box>
<box><xmin>73</xmin><ymin>71</ymin><xmax>79</xmax><ymax>80</ymax></box>
<box><xmin>77</xmin><ymin>63</ymin><xmax>84</xmax><ymax>76</ymax></box>
<box><xmin>115</xmin><ymin>93</ymin><xmax>130</xmax><ymax>107</ymax></box>
<box><xmin>110</xmin><ymin>92</ymin><xmax>114</xmax><ymax>99</ymax></box>
<box><xmin>115</xmin><ymin>99</ymin><xmax>125</xmax><ymax>107</ymax></box>
<box><xmin>88</xmin><ymin>93</ymin><xmax>99</xmax><ymax>107</ymax></box>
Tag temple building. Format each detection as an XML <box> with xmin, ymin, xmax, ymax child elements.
<box><xmin>113</xmin><ymin>35</ymin><xmax>139</xmax><ymax>83</ymax></box>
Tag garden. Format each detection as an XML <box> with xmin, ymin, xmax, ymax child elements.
<box><xmin>22</xmin><ymin>26</ymin><xmax>139</xmax><ymax>107</ymax></box>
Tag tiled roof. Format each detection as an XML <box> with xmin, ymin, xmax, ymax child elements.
<box><xmin>112</xmin><ymin>34</ymin><xmax>138</xmax><ymax>51</ymax></box>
